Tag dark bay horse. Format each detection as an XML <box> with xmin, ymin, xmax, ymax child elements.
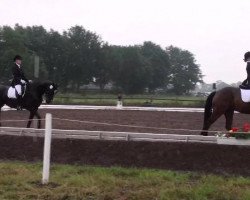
<box><xmin>201</xmin><ymin>86</ymin><xmax>250</xmax><ymax>136</ymax></box>
<box><xmin>0</xmin><ymin>80</ymin><xmax>57</xmax><ymax>128</ymax></box>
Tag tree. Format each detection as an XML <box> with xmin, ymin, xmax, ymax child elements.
<box><xmin>42</xmin><ymin>30</ymin><xmax>69</xmax><ymax>85</ymax></box>
<box><xmin>24</xmin><ymin>25</ymin><xmax>50</xmax><ymax>80</ymax></box>
<box><xmin>141</xmin><ymin>41</ymin><xmax>170</xmax><ymax>92</ymax></box>
<box><xmin>0</xmin><ymin>24</ymin><xmax>203</xmax><ymax>95</ymax></box>
<box><xmin>65</xmin><ymin>25</ymin><xmax>102</xmax><ymax>91</ymax></box>
<box><xmin>166</xmin><ymin>46</ymin><xmax>203</xmax><ymax>95</ymax></box>
<box><xmin>110</xmin><ymin>46</ymin><xmax>148</xmax><ymax>94</ymax></box>
<box><xmin>93</xmin><ymin>43</ymin><xmax>112</xmax><ymax>90</ymax></box>
<box><xmin>0</xmin><ymin>25</ymin><xmax>33</xmax><ymax>83</ymax></box>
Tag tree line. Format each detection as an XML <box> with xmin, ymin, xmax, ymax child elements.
<box><xmin>0</xmin><ymin>24</ymin><xmax>203</xmax><ymax>94</ymax></box>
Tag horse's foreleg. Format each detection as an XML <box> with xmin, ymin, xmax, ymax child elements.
<box><xmin>0</xmin><ymin>104</ymin><xmax>3</xmax><ymax>127</ymax></box>
<box><xmin>201</xmin><ymin>116</ymin><xmax>214</xmax><ymax>136</ymax></box>
<box><xmin>27</xmin><ymin>112</ymin><xmax>35</xmax><ymax>128</ymax></box>
<box><xmin>224</xmin><ymin>110</ymin><xmax>234</xmax><ymax>131</ymax></box>
<box><xmin>34</xmin><ymin>111</ymin><xmax>41</xmax><ymax>129</ymax></box>
<box><xmin>201</xmin><ymin>108</ymin><xmax>224</xmax><ymax>136</ymax></box>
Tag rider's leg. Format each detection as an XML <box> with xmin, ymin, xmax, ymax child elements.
<box><xmin>14</xmin><ymin>85</ymin><xmax>22</xmax><ymax>110</ymax></box>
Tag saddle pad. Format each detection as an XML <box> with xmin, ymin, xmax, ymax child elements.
<box><xmin>7</xmin><ymin>87</ymin><xmax>17</xmax><ymax>99</ymax></box>
<box><xmin>240</xmin><ymin>89</ymin><xmax>250</xmax><ymax>102</ymax></box>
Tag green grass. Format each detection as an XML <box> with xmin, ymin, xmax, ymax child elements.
<box><xmin>1</xmin><ymin>161</ymin><xmax>250</xmax><ymax>200</ymax></box>
<box><xmin>53</xmin><ymin>93</ymin><xmax>205</xmax><ymax>107</ymax></box>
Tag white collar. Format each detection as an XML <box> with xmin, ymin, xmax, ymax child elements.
<box><xmin>15</xmin><ymin>63</ymin><xmax>21</xmax><ymax>67</ymax></box>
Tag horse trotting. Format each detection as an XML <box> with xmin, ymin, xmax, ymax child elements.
<box><xmin>0</xmin><ymin>80</ymin><xmax>58</xmax><ymax>128</ymax></box>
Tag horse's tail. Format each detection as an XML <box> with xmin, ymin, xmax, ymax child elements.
<box><xmin>203</xmin><ymin>91</ymin><xmax>216</xmax><ymax>125</ymax></box>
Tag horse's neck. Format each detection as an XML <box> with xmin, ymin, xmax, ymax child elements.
<box><xmin>29</xmin><ymin>83</ymin><xmax>46</xmax><ymax>99</ymax></box>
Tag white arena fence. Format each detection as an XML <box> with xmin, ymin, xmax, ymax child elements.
<box><xmin>0</xmin><ymin>114</ymin><xmax>217</xmax><ymax>185</ymax></box>
<box><xmin>0</xmin><ymin>126</ymin><xmax>217</xmax><ymax>144</ymax></box>
<box><xmin>0</xmin><ymin>113</ymin><xmax>249</xmax><ymax>184</ymax></box>
<box><xmin>0</xmin><ymin>115</ymin><xmax>243</xmax><ymax>145</ymax></box>
<box><xmin>1</xmin><ymin>104</ymin><xmax>205</xmax><ymax>112</ymax></box>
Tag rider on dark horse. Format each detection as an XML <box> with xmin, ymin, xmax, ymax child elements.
<box><xmin>11</xmin><ymin>55</ymin><xmax>29</xmax><ymax>110</ymax></box>
<box><xmin>201</xmin><ymin>51</ymin><xmax>250</xmax><ymax>135</ymax></box>
<box><xmin>0</xmin><ymin>56</ymin><xmax>57</xmax><ymax>128</ymax></box>
<box><xmin>242</xmin><ymin>51</ymin><xmax>250</xmax><ymax>86</ymax></box>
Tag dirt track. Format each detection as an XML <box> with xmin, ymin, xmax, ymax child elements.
<box><xmin>1</xmin><ymin>109</ymin><xmax>250</xmax><ymax>134</ymax></box>
<box><xmin>1</xmin><ymin>109</ymin><xmax>250</xmax><ymax>176</ymax></box>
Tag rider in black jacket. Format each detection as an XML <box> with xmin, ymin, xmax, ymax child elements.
<box><xmin>242</xmin><ymin>52</ymin><xmax>250</xmax><ymax>86</ymax></box>
<box><xmin>12</xmin><ymin>55</ymin><xmax>29</xmax><ymax>110</ymax></box>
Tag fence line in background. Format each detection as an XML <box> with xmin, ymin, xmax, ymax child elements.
<box><xmin>54</xmin><ymin>96</ymin><xmax>205</xmax><ymax>102</ymax></box>
<box><xmin>53</xmin><ymin>117</ymin><xmax>220</xmax><ymax>134</ymax></box>
<box><xmin>0</xmin><ymin>116</ymin><xmax>220</xmax><ymax>134</ymax></box>
<box><xmin>0</xmin><ymin>116</ymin><xmax>221</xmax><ymax>134</ymax></box>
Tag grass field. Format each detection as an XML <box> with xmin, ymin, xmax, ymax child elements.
<box><xmin>1</xmin><ymin>161</ymin><xmax>250</xmax><ymax>200</ymax></box>
<box><xmin>53</xmin><ymin>93</ymin><xmax>206</xmax><ymax>107</ymax></box>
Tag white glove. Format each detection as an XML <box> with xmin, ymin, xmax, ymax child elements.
<box><xmin>20</xmin><ymin>79</ymin><xmax>26</xmax><ymax>84</ymax></box>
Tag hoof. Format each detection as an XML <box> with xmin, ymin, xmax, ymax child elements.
<box><xmin>200</xmin><ymin>131</ymin><xmax>208</xmax><ymax>136</ymax></box>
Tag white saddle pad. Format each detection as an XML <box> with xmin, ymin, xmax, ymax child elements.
<box><xmin>240</xmin><ymin>89</ymin><xmax>250</xmax><ymax>102</ymax></box>
<box><xmin>7</xmin><ymin>87</ymin><xmax>17</xmax><ymax>99</ymax></box>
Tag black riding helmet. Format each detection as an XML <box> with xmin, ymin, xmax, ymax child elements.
<box><xmin>13</xmin><ymin>55</ymin><xmax>22</xmax><ymax>61</ymax></box>
<box><xmin>244</xmin><ymin>52</ymin><xmax>250</xmax><ymax>62</ymax></box>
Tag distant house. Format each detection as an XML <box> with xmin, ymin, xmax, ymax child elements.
<box><xmin>192</xmin><ymin>80</ymin><xmax>239</xmax><ymax>96</ymax></box>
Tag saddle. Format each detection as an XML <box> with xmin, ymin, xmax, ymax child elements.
<box><xmin>239</xmin><ymin>84</ymin><xmax>250</xmax><ymax>102</ymax></box>
<box><xmin>7</xmin><ymin>84</ymin><xmax>27</xmax><ymax>99</ymax></box>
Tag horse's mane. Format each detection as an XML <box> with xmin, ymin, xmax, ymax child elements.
<box><xmin>30</xmin><ymin>80</ymin><xmax>54</xmax><ymax>87</ymax></box>
<box><xmin>0</xmin><ymin>80</ymin><xmax>53</xmax><ymax>88</ymax></box>
<box><xmin>28</xmin><ymin>80</ymin><xmax>55</xmax><ymax>95</ymax></box>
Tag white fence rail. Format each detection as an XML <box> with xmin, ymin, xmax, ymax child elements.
<box><xmin>0</xmin><ymin>126</ymin><xmax>217</xmax><ymax>144</ymax></box>
<box><xmin>1</xmin><ymin>105</ymin><xmax>205</xmax><ymax>112</ymax></box>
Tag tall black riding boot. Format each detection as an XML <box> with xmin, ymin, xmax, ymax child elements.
<box><xmin>16</xmin><ymin>95</ymin><xmax>23</xmax><ymax>111</ymax></box>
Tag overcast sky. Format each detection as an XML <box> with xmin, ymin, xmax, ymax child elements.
<box><xmin>1</xmin><ymin>0</ymin><xmax>250</xmax><ymax>83</ymax></box>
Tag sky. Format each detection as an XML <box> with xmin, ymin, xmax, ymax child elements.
<box><xmin>1</xmin><ymin>0</ymin><xmax>250</xmax><ymax>84</ymax></box>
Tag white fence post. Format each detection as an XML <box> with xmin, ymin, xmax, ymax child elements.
<box><xmin>42</xmin><ymin>113</ymin><xmax>52</xmax><ymax>184</ymax></box>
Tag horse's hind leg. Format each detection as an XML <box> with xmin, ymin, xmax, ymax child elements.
<box><xmin>34</xmin><ymin>111</ymin><xmax>41</xmax><ymax>129</ymax></box>
<box><xmin>224</xmin><ymin>109</ymin><xmax>234</xmax><ymax>131</ymax></box>
<box><xmin>27</xmin><ymin>111</ymin><xmax>35</xmax><ymax>128</ymax></box>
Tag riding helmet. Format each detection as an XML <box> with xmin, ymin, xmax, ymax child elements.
<box><xmin>244</xmin><ymin>52</ymin><xmax>250</xmax><ymax>62</ymax></box>
<box><xmin>13</xmin><ymin>55</ymin><xmax>22</xmax><ymax>61</ymax></box>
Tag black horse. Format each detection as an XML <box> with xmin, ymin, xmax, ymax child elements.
<box><xmin>0</xmin><ymin>80</ymin><xmax>58</xmax><ymax>128</ymax></box>
<box><xmin>201</xmin><ymin>86</ymin><xmax>250</xmax><ymax>136</ymax></box>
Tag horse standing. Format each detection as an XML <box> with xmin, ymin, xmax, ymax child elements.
<box><xmin>201</xmin><ymin>86</ymin><xmax>250</xmax><ymax>136</ymax></box>
<box><xmin>0</xmin><ymin>80</ymin><xmax>57</xmax><ymax>128</ymax></box>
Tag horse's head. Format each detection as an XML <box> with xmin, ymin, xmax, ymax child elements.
<box><xmin>43</xmin><ymin>81</ymin><xmax>58</xmax><ymax>104</ymax></box>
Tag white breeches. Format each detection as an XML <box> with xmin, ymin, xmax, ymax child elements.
<box><xmin>15</xmin><ymin>85</ymin><xmax>22</xmax><ymax>95</ymax></box>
